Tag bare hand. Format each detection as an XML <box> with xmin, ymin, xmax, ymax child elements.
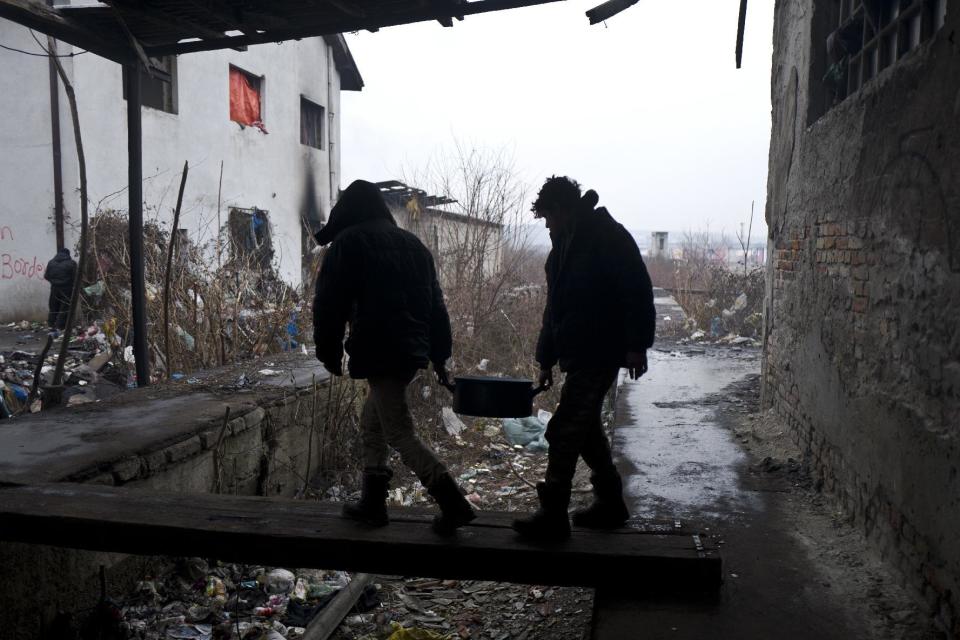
<box><xmin>538</xmin><ymin>367</ymin><xmax>554</xmax><ymax>389</ymax></box>
<box><xmin>625</xmin><ymin>351</ymin><xmax>648</xmax><ymax>380</ymax></box>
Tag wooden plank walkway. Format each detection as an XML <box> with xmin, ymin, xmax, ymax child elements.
<box><xmin>0</xmin><ymin>483</ymin><xmax>720</xmax><ymax>589</ymax></box>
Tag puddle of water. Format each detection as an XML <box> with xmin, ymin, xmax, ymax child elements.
<box><xmin>614</xmin><ymin>349</ymin><xmax>760</xmax><ymax>522</ymax></box>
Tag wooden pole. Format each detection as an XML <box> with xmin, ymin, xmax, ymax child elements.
<box><xmin>162</xmin><ymin>161</ymin><xmax>189</xmax><ymax>378</ymax></box>
<box><xmin>301</xmin><ymin>574</ymin><xmax>375</xmax><ymax>640</ymax></box>
<box><xmin>735</xmin><ymin>0</ymin><xmax>748</xmax><ymax>69</ymax></box>
<box><xmin>126</xmin><ymin>61</ymin><xmax>150</xmax><ymax>387</ymax></box>
<box><xmin>48</xmin><ymin>38</ymin><xmax>88</xmax><ymax>391</ymax></box>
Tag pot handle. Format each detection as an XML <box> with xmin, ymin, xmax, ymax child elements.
<box><xmin>530</xmin><ymin>384</ymin><xmax>548</xmax><ymax>397</ymax></box>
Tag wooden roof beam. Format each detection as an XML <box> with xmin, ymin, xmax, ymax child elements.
<box><xmin>145</xmin><ymin>0</ymin><xmax>564</xmax><ymax>56</ymax></box>
<box><xmin>103</xmin><ymin>1</ymin><xmax>247</xmax><ymax>52</ymax></box>
<box><xmin>178</xmin><ymin>0</ymin><xmax>257</xmax><ymax>39</ymax></box>
<box><xmin>0</xmin><ymin>0</ymin><xmax>130</xmax><ymax>61</ymax></box>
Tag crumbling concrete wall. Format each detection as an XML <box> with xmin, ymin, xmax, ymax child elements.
<box><xmin>0</xmin><ymin>362</ymin><xmax>340</xmax><ymax>639</ymax></box>
<box><xmin>763</xmin><ymin>1</ymin><xmax>959</xmax><ymax>634</ymax></box>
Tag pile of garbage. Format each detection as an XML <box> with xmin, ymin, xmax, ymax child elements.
<box><xmin>106</xmin><ymin>559</ymin><xmax>371</xmax><ymax>639</ymax></box>
<box><xmin>672</xmin><ymin>291</ymin><xmax>763</xmax><ymax>348</ymax></box>
<box><xmin>0</xmin><ymin>320</ymin><xmax>128</xmax><ymax>417</ymax></box>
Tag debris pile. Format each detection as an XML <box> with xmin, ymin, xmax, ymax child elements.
<box><xmin>0</xmin><ymin>320</ymin><xmax>127</xmax><ymax>417</ymax></box>
<box><xmin>108</xmin><ymin>558</ymin><xmax>366</xmax><ymax>639</ymax></box>
<box><xmin>83</xmin><ymin>209</ymin><xmax>307</xmax><ymax>380</ymax></box>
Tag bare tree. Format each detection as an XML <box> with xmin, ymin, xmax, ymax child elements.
<box><xmin>735</xmin><ymin>200</ymin><xmax>755</xmax><ymax>277</ymax></box>
<box><xmin>403</xmin><ymin>143</ymin><xmax>533</xmax><ymax>334</ymax></box>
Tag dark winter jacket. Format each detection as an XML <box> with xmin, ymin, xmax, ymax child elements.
<box><xmin>313</xmin><ymin>180</ymin><xmax>452</xmax><ymax>379</ymax></box>
<box><xmin>536</xmin><ymin>202</ymin><xmax>655</xmax><ymax>372</ymax></box>
<box><xmin>44</xmin><ymin>249</ymin><xmax>77</xmax><ymax>289</ymax></box>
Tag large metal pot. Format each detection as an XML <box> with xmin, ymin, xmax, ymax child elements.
<box><xmin>444</xmin><ymin>375</ymin><xmax>547</xmax><ymax>418</ymax></box>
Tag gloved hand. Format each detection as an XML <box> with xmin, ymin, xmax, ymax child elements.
<box><xmin>317</xmin><ymin>346</ymin><xmax>343</xmax><ymax>376</ymax></box>
<box><xmin>324</xmin><ymin>359</ymin><xmax>343</xmax><ymax>376</ymax></box>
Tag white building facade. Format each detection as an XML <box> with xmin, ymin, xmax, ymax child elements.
<box><xmin>0</xmin><ymin>19</ymin><xmax>361</xmax><ymax>321</ymax></box>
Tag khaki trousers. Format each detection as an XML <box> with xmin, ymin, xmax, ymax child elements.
<box><xmin>361</xmin><ymin>372</ymin><xmax>446</xmax><ymax>488</ymax></box>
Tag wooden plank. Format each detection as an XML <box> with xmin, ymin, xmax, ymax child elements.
<box><xmin>0</xmin><ymin>483</ymin><xmax>720</xmax><ymax>589</ymax></box>
<box><xmin>302</xmin><ymin>573</ymin><xmax>374</xmax><ymax>640</ymax></box>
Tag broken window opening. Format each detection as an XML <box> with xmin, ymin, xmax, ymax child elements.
<box><xmin>229</xmin><ymin>65</ymin><xmax>267</xmax><ymax>133</ymax></box>
<box><xmin>300</xmin><ymin>96</ymin><xmax>325</xmax><ymax>150</ymax></box>
<box><xmin>228</xmin><ymin>207</ymin><xmax>273</xmax><ymax>270</ymax></box>
<box><xmin>809</xmin><ymin>0</ymin><xmax>948</xmax><ymax>123</ymax></box>
<box><xmin>122</xmin><ymin>56</ymin><xmax>178</xmax><ymax>114</ymax></box>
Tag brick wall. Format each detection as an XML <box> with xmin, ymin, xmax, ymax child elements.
<box><xmin>764</xmin><ymin>1</ymin><xmax>960</xmax><ymax>635</ymax></box>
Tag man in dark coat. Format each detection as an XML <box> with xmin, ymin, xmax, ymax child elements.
<box><xmin>44</xmin><ymin>248</ymin><xmax>77</xmax><ymax>330</ymax></box>
<box><xmin>513</xmin><ymin>176</ymin><xmax>656</xmax><ymax>540</ymax></box>
<box><xmin>313</xmin><ymin>179</ymin><xmax>475</xmax><ymax>534</ymax></box>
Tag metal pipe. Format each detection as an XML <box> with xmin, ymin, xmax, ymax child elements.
<box><xmin>126</xmin><ymin>61</ymin><xmax>150</xmax><ymax>386</ymax></box>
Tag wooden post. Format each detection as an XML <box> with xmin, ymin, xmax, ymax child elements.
<box><xmin>126</xmin><ymin>62</ymin><xmax>150</xmax><ymax>387</ymax></box>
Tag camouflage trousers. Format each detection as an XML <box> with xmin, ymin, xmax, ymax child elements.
<box><xmin>544</xmin><ymin>367</ymin><xmax>620</xmax><ymax>486</ymax></box>
<box><xmin>361</xmin><ymin>372</ymin><xmax>447</xmax><ymax>488</ymax></box>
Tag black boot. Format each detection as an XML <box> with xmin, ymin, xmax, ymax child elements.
<box><xmin>512</xmin><ymin>482</ymin><xmax>571</xmax><ymax>541</ymax></box>
<box><xmin>427</xmin><ymin>473</ymin><xmax>477</xmax><ymax>535</ymax></box>
<box><xmin>572</xmin><ymin>472</ymin><xmax>629</xmax><ymax>529</ymax></box>
<box><xmin>342</xmin><ymin>468</ymin><xmax>392</xmax><ymax>526</ymax></box>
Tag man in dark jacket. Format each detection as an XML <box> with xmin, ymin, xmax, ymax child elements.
<box><xmin>513</xmin><ymin>176</ymin><xmax>656</xmax><ymax>540</ymax></box>
<box><xmin>44</xmin><ymin>248</ymin><xmax>77</xmax><ymax>330</ymax></box>
<box><xmin>313</xmin><ymin>179</ymin><xmax>475</xmax><ymax>535</ymax></box>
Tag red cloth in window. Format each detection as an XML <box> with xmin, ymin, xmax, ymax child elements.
<box><xmin>229</xmin><ymin>67</ymin><xmax>267</xmax><ymax>133</ymax></box>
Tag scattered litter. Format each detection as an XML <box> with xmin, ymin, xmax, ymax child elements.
<box><xmin>502</xmin><ymin>416</ymin><xmax>549</xmax><ymax>452</ymax></box>
<box><xmin>441</xmin><ymin>407</ymin><xmax>466</xmax><ymax>437</ymax></box>
<box><xmin>386</xmin><ymin>623</ymin><xmax>451</xmax><ymax>640</ymax></box>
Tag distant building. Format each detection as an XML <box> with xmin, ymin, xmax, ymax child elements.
<box><xmin>650</xmin><ymin>231</ymin><xmax>669</xmax><ymax>258</ymax></box>
<box><xmin>376</xmin><ymin>180</ymin><xmax>504</xmax><ymax>282</ymax></box>
<box><xmin>0</xmin><ymin>20</ymin><xmax>361</xmax><ymax>321</ymax></box>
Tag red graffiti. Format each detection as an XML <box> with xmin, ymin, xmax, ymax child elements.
<box><xmin>0</xmin><ymin>226</ymin><xmax>12</xmax><ymax>241</ymax></box>
<box><xmin>1</xmin><ymin>253</ymin><xmax>44</xmax><ymax>280</ymax></box>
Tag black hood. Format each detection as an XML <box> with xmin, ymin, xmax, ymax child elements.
<box><xmin>314</xmin><ymin>180</ymin><xmax>396</xmax><ymax>246</ymax></box>
<box><xmin>55</xmin><ymin>248</ymin><xmax>71</xmax><ymax>260</ymax></box>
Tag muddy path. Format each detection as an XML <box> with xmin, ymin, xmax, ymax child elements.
<box><xmin>597</xmin><ymin>342</ymin><xmax>940</xmax><ymax>640</ymax></box>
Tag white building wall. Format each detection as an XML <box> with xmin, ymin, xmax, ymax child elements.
<box><xmin>0</xmin><ymin>24</ymin><xmax>78</xmax><ymax>321</ymax></box>
<box><xmin>0</xmin><ymin>20</ymin><xmax>349</xmax><ymax>321</ymax></box>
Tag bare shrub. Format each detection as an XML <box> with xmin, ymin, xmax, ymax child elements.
<box><xmin>81</xmin><ymin>208</ymin><xmax>306</xmax><ymax>379</ymax></box>
<box><xmin>668</xmin><ymin>228</ymin><xmax>764</xmax><ymax>337</ymax></box>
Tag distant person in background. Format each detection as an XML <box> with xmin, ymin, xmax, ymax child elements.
<box><xmin>313</xmin><ymin>179</ymin><xmax>476</xmax><ymax>535</ymax></box>
<box><xmin>44</xmin><ymin>248</ymin><xmax>76</xmax><ymax>331</ymax></box>
<box><xmin>513</xmin><ymin>176</ymin><xmax>656</xmax><ymax>541</ymax></box>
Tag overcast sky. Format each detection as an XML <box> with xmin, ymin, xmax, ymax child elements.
<box><xmin>340</xmin><ymin>0</ymin><xmax>774</xmax><ymax>239</ymax></box>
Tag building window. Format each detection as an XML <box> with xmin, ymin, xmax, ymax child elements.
<box><xmin>122</xmin><ymin>56</ymin><xmax>177</xmax><ymax>114</ymax></box>
<box><xmin>810</xmin><ymin>0</ymin><xmax>948</xmax><ymax>122</ymax></box>
<box><xmin>229</xmin><ymin>65</ymin><xmax>267</xmax><ymax>133</ymax></box>
<box><xmin>300</xmin><ymin>97</ymin><xmax>325</xmax><ymax>149</ymax></box>
<box><xmin>228</xmin><ymin>207</ymin><xmax>273</xmax><ymax>268</ymax></box>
